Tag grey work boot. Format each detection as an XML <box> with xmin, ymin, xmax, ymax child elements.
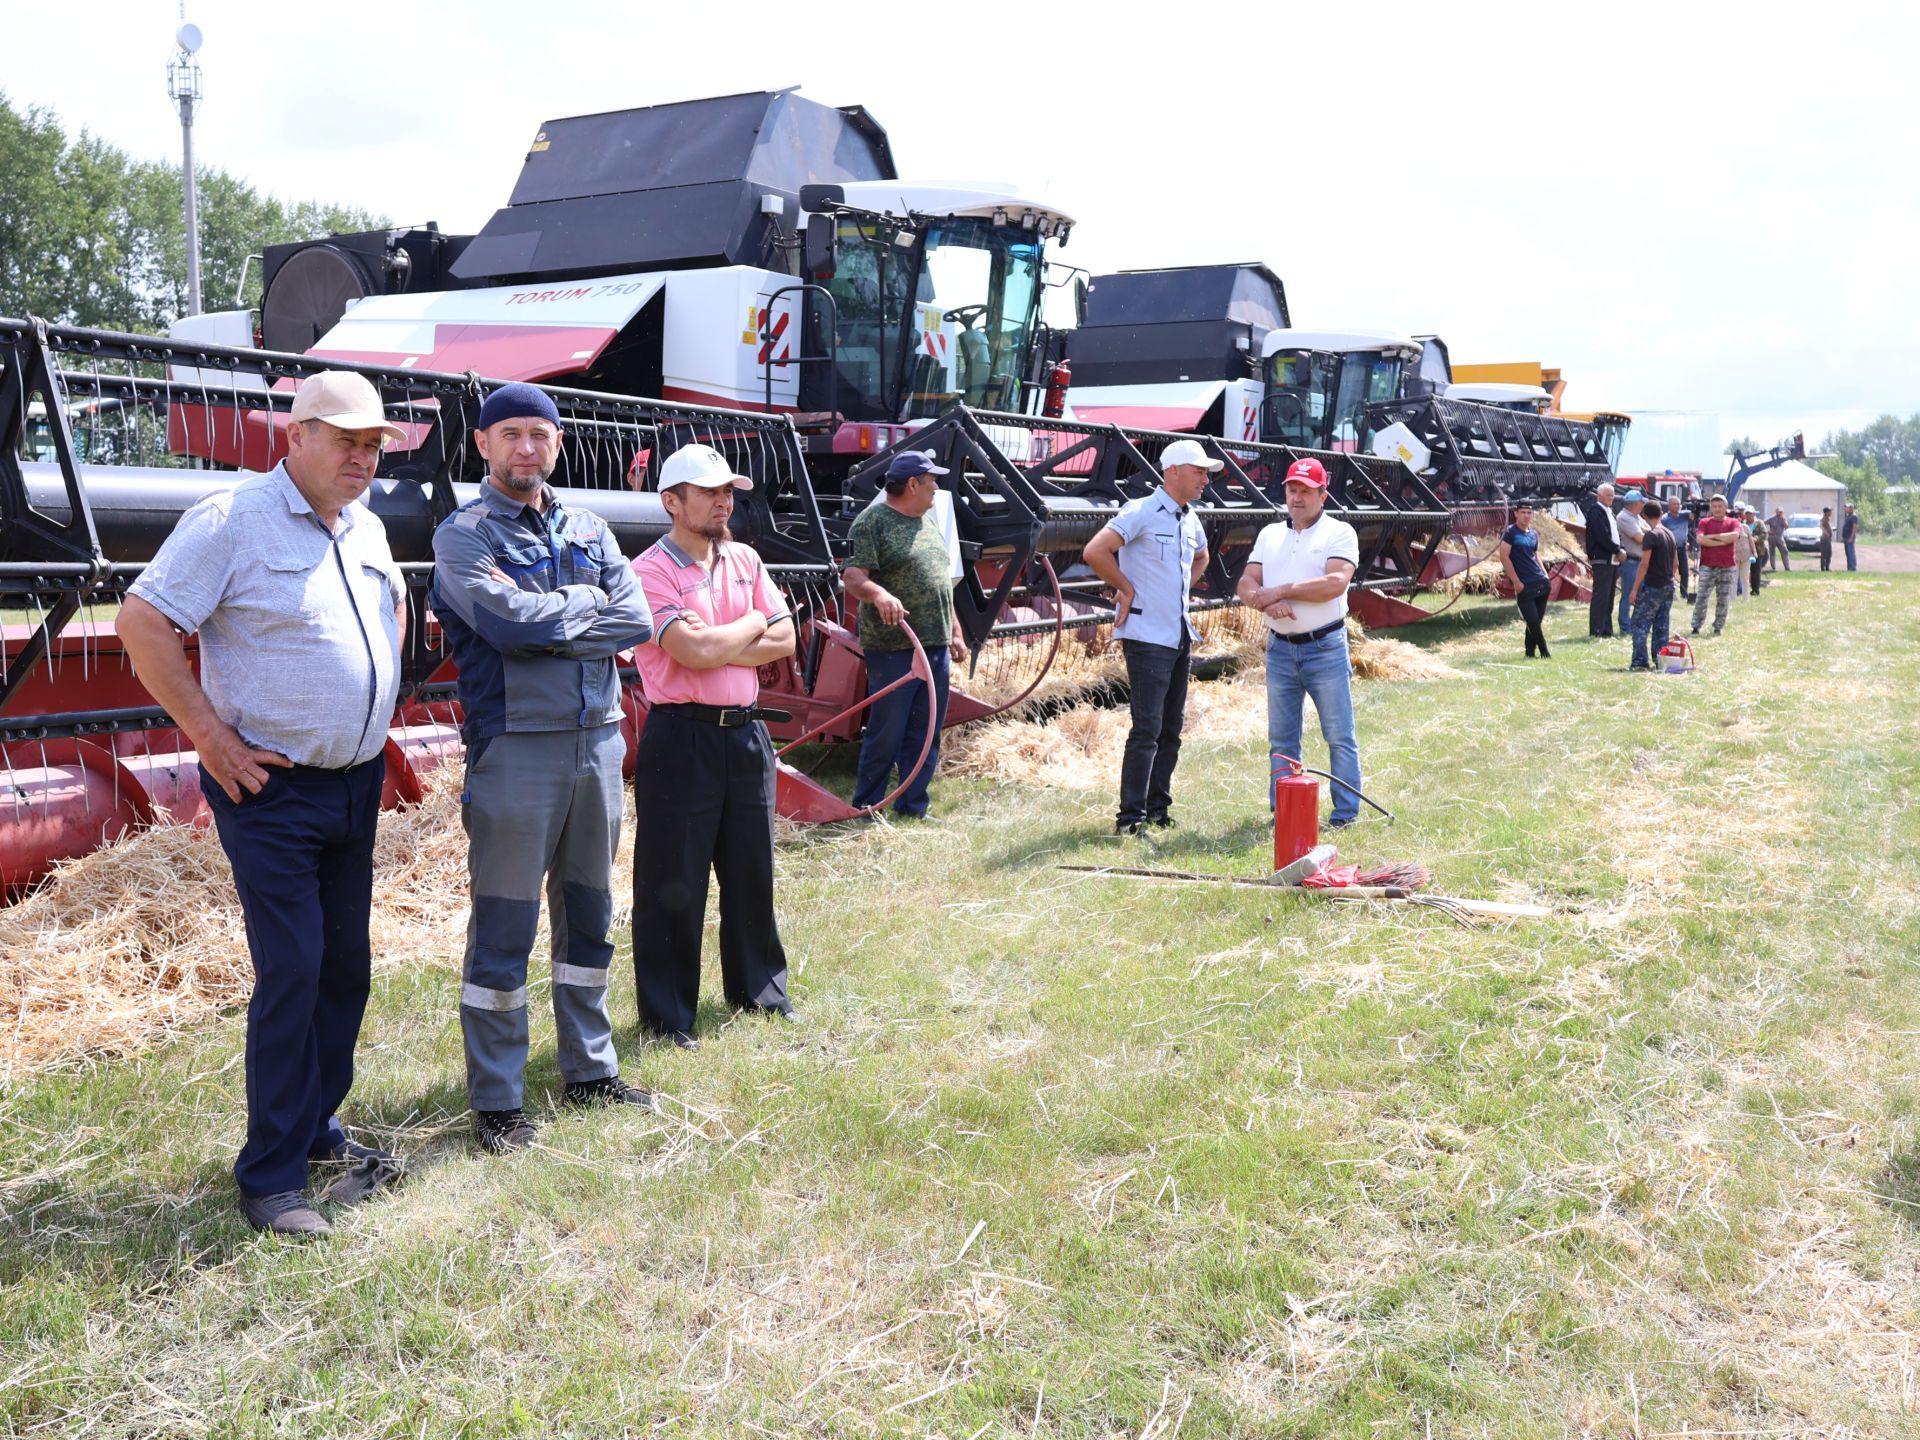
<box><xmin>239</xmin><ymin>1190</ymin><xmax>333</xmax><ymax>1238</ymax></box>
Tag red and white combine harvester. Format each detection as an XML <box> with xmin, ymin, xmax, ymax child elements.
<box><xmin>1063</xmin><ymin>264</ymin><xmax>1625</xmax><ymax>623</ymax></box>
<box><xmin>0</xmin><ymin>94</ymin><xmax>1455</xmax><ymax>893</ymax></box>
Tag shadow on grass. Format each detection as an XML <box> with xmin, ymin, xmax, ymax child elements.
<box><xmin>977</xmin><ymin>811</ymin><xmax>1275</xmax><ymax>876</ymax></box>
<box><xmin>0</xmin><ymin>1167</ymin><xmax>256</xmax><ymax>1288</ymax></box>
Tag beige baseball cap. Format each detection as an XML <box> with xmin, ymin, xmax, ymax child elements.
<box><xmin>289</xmin><ymin>371</ymin><xmax>406</xmax><ymax>441</ymax></box>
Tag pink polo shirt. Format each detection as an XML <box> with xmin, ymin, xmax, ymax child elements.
<box><xmin>631</xmin><ymin>536</ymin><xmax>788</xmax><ymax>706</ymax></box>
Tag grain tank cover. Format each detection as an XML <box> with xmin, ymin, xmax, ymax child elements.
<box><xmin>1068</xmin><ymin>263</ymin><xmax>1292</xmax><ymax>387</ymax></box>
<box><xmin>451</xmin><ymin>90</ymin><xmax>896</xmax><ymax>283</ymax></box>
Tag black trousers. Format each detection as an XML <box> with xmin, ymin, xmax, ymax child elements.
<box><xmin>1587</xmin><ymin>561</ymin><xmax>1618</xmax><ymax>636</ymax></box>
<box><xmin>1117</xmin><ymin>636</ymin><xmax>1192</xmax><ymax>825</ymax></box>
<box><xmin>1516</xmin><ymin>584</ymin><xmax>1551</xmax><ymax>656</ymax></box>
<box><xmin>1675</xmin><ymin>545</ymin><xmax>1691</xmax><ymax>598</ymax></box>
<box><xmin>631</xmin><ymin>709</ymin><xmax>788</xmax><ymax>1034</ymax></box>
<box><xmin>201</xmin><ymin>757</ymin><xmax>383</xmax><ymax>1197</ymax></box>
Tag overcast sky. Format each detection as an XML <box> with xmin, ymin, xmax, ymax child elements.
<box><xmin>5</xmin><ymin>1</ymin><xmax>1915</xmax><ymax>469</ymax></box>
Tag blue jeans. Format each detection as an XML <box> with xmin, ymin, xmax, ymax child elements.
<box><xmin>1630</xmin><ymin>583</ymin><xmax>1673</xmax><ymax>668</ymax></box>
<box><xmin>853</xmin><ymin>647</ymin><xmax>951</xmax><ymax>817</ymax></box>
<box><xmin>1266</xmin><ymin>631</ymin><xmax>1362</xmax><ymax>824</ymax></box>
<box><xmin>1845</xmin><ymin>539</ymin><xmax>1857</xmax><ymax>570</ymax></box>
<box><xmin>1118</xmin><ymin>637</ymin><xmax>1191</xmax><ymax>825</ymax></box>
<box><xmin>1616</xmin><ymin>555</ymin><xmax>1641</xmax><ymax>633</ymax></box>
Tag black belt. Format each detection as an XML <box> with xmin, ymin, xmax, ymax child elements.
<box><xmin>1270</xmin><ymin>619</ymin><xmax>1346</xmax><ymax>646</ymax></box>
<box><xmin>651</xmin><ymin>702</ymin><xmax>792</xmax><ymax>728</ymax></box>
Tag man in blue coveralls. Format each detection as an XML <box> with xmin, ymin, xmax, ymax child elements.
<box><xmin>430</xmin><ymin>383</ymin><xmax>656</xmax><ymax>1154</ymax></box>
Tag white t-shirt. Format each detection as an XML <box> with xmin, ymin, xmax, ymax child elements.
<box><xmin>1247</xmin><ymin>513</ymin><xmax>1360</xmax><ymax>635</ymax></box>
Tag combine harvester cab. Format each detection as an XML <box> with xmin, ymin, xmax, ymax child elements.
<box><xmin>0</xmin><ymin>314</ymin><xmax>951</xmax><ymax>892</ymax></box>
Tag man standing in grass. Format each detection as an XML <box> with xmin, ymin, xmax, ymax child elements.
<box><xmin>630</xmin><ymin>444</ymin><xmax>798</xmax><ymax>1049</ymax></box>
<box><xmin>1238</xmin><ymin>456</ymin><xmax>1363</xmax><ymax>828</ymax></box>
<box><xmin>431</xmin><ymin>383</ymin><xmax>657</xmax><ymax>1156</ymax></box>
<box><xmin>1842</xmin><ymin>503</ymin><xmax>1860</xmax><ymax>571</ymax></box>
<box><xmin>1626</xmin><ymin>499</ymin><xmax>1676</xmax><ymax>671</ymax></box>
<box><xmin>1083</xmin><ymin>438</ymin><xmax>1213</xmax><ymax>835</ymax></box>
<box><xmin>1662</xmin><ymin>494</ymin><xmax>1693</xmax><ymax>601</ymax></box>
<box><xmin>1614</xmin><ymin>490</ymin><xmax>1648</xmax><ymax>636</ymax></box>
<box><xmin>115</xmin><ymin>372</ymin><xmax>407</xmax><ymax>1237</ymax></box>
<box><xmin>1767</xmin><ymin>507</ymin><xmax>1791</xmax><ymax>571</ymax></box>
<box><xmin>1581</xmin><ymin>482</ymin><xmax>1621</xmax><ymax>637</ymax></box>
<box><xmin>842</xmin><ymin>451</ymin><xmax>968</xmax><ymax>818</ymax></box>
<box><xmin>1690</xmin><ymin>494</ymin><xmax>1740</xmax><ymax>637</ymax></box>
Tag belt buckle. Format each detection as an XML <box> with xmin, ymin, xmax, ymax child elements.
<box><xmin>719</xmin><ymin>707</ymin><xmax>747</xmax><ymax>728</ymax></box>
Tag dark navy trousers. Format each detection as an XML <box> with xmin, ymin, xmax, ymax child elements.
<box><xmin>201</xmin><ymin>757</ymin><xmax>384</xmax><ymax>1198</ymax></box>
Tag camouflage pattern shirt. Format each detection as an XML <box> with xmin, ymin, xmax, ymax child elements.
<box><xmin>846</xmin><ymin>502</ymin><xmax>954</xmax><ymax>652</ymax></box>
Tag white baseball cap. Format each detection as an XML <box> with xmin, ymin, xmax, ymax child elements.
<box><xmin>659</xmin><ymin>443</ymin><xmax>754</xmax><ymax>491</ymax></box>
<box><xmin>289</xmin><ymin>371</ymin><xmax>405</xmax><ymax>442</ymax></box>
<box><xmin>1160</xmin><ymin>438</ymin><xmax>1224</xmax><ymax>474</ymax></box>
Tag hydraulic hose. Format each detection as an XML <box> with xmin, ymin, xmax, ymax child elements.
<box><xmin>1268</xmin><ymin>749</ymin><xmax>1397</xmax><ymax>821</ymax></box>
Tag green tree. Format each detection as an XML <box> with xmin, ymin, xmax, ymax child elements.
<box><xmin>0</xmin><ymin>91</ymin><xmax>384</xmax><ymax>332</ymax></box>
<box><xmin>1820</xmin><ymin>413</ymin><xmax>1920</xmax><ymax>490</ymax></box>
<box><xmin>1724</xmin><ymin>435</ymin><xmax>1760</xmax><ymax>456</ymax></box>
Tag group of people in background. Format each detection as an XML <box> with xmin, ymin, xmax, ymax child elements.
<box><xmin>1559</xmin><ymin>482</ymin><xmax>1860</xmax><ymax>670</ymax></box>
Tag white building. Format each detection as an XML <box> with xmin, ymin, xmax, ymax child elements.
<box><xmin>1737</xmin><ymin>459</ymin><xmax>1847</xmax><ymax>517</ymax></box>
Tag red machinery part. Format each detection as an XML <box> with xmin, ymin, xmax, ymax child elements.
<box><xmin>0</xmin><ymin>740</ymin><xmax>156</xmax><ymax>895</ymax></box>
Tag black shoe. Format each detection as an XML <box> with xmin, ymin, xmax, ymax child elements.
<box><xmin>239</xmin><ymin>1189</ymin><xmax>332</xmax><ymax>1237</ymax></box>
<box><xmin>1325</xmin><ymin>816</ymin><xmax>1357</xmax><ymax>830</ymax></box>
<box><xmin>1690</xmin><ymin>628</ymin><xmax>1699</xmax><ymax>636</ymax></box>
<box><xmin>474</xmin><ymin>1108</ymin><xmax>538</xmax><ymax>1154</ymax></box>
<box><xmin>1628</xmin><ymin>664</ymin><xmax>1651</xmax><ymax>671</ymax></box>
<box><xmin>312</xmin><ymin>1136</ymin><xmax>397</xmax><ymax>1165</ymax></box>
<box><xmin>1144</xmin><ymin>814</ymin><xmax>1176</xmax><ymax>830</ymax></box>
<box><xmin>668</xmin><ymin>1031</ymin><xmax>700</xmax><ymax>1052</ymax></box>
<box><xmin>1115</xmin><ymin>820</ymin><xmax>1145</xmax><ymax>836</ymax></box>
<box><xmin>564</xmin><ymin>1075</ymin><xmax>656</xmax><ymax>1111</ymax></box>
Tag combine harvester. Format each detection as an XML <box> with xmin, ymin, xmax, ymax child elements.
<box><xmin>1066</xmin><ymin>264</ymin><xmax>1620</xmax><ymax>623</ymax></box>
<box><xmin>163</xmin><ymin>90</ymin><xmax>1320</xmax><ymax>700</ymax></box>
<box><xmin>0</xmin><ymin>317</ymin><xmax>924</xmax><ymax>891</ymax></box>
<box><xmin>0</xmin><ymin>93</ymin><xmax>1283</xmax><ymax>891</ymax></box>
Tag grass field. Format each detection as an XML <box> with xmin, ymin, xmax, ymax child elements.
<box><xmin>4</xmin><ymin>568</ymin><xmax>1919</xmax><ymax>1437</ymax></box>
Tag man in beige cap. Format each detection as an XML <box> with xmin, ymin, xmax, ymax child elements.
<box><xmin>116</xmin><ymin>371</ymin><xmax>409</xmax><ymax>1237</ymax></box>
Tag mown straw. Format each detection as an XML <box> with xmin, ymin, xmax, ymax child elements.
<box><xmin>944</xmin><ymin>613</ymin><xmax>1462</xmax><ymax>789</ymax></box>
<box><xmin>0</xmin><ymin>768</ymin><xmax>639</xmax><ymax>1079</ymax></box>
<box><xmin>1</xmin><ymin>603</ymin><xmax>1448</xmax><ymax>1074</ymax></box>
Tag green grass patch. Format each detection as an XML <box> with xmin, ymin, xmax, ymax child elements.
<box><xmin>4</xmin><ymin>573</ymin><xmax>1919</xmax><ymax>1435</ymax></box>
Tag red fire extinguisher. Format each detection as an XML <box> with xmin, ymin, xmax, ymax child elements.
<box><xmin>1042</xmin><ymin>359</ymin><xmax>1071</xmax><ymax>419</ymax></box>
<box><xmin>1271</xmin><ymin>752</ymin><xmax>1321</xmax><ymax>871</ymax></box>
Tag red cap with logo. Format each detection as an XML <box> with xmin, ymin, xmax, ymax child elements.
<box><xmin>1284</xmin><ymin>457</ymin><xmax>1329</xmax><ymax>489</ymax></box>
